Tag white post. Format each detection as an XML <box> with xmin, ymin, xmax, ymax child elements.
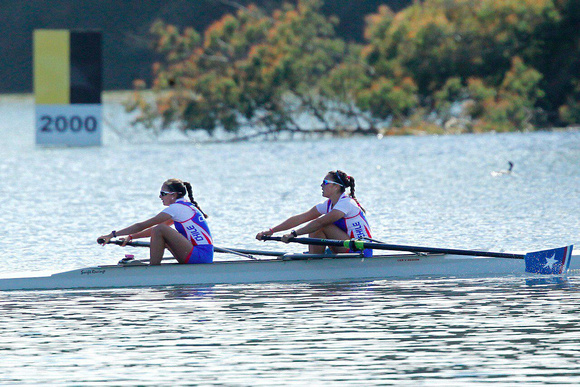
<box><xmin>34</xmin><ymin>30</ymin><xmax>102</xmax><ymax>146</ymax></box>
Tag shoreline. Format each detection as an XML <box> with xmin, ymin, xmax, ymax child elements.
<box><xmin>2</xmin><ymin>92</ymin><xmax>578</xmax><ymax>137</ymax></box>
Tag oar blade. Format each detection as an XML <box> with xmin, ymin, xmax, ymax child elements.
<box><xmin>524</xmin><ymin>245</ymin><xmax>573</xmax><ymax>275</ymax></box>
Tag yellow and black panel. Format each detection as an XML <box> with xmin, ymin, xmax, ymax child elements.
<box><xmin>34</xmin><ymin>30</ymin><xmax>70</xmax><ymax>105</ymax></box>
<box><xmin>70</xmin><ymin>31</ymin><xmax>102</xmax><ymax>104</ymax></box>
<box><xmin>34</xmin><ymin>30</ymin><xmax>102</xmax><ymax>104</ymax></box>
<box><xmin>34</xmin><ymin>29</ymin><xmax>102</xmax><ymax>146</ymax></box>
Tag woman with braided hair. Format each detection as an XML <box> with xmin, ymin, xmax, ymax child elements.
<box><xmin>98</xmin><ymin>178</ymin><xmax>213</xmax><ymax>264</ymax></box>
<box><xmin>256</xmin><ymin>170</ymin><xmax>372</xmax><ymax>257</ymax></box>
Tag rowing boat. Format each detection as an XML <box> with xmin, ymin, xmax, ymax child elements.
<box><xmin>1</xmin><ymin>249</ymin><xmax>578</xmax><ymax>291</ymax></box>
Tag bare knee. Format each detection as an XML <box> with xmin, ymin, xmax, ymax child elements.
<box><xmin>151</xmin><ymin>223</ymin><xmax>171</xmax><ymax>238</ymax></box>
<box><xmin>309</xmin><ymin>229</ymin><xmax>325</xmax><ymax>238</ymax></box>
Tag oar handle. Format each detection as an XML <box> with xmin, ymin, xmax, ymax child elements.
<box><xmin>97</xmin><ymin>238</ymin><xmax>151</xmax><ymax>247</ymax></box>
<box><xmin>260</xmin><ymin>236</ymin><xmax>525</xmax><ymax>260</ymax></box>
<box><xmin>98</xmin><ymin>238</ymin><xmax>287</xmax><ymax>257</ymax></box>
<box><xmin>262</xmin><ymin>236</ymin><xmax>364</xmax><ymax>251</ymax></box>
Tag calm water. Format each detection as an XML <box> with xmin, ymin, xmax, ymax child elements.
<box><xmin>0</xmin><ymin>95</ymin><xmax>579</xmax><ymax>385</ymax></box>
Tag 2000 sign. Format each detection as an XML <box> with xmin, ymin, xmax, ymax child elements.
<box><xmin>40</xmin><ymin>115</ymin><xmax>98</xmax><ymax>132</ymax></box>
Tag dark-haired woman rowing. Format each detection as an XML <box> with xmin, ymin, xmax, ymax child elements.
<box><xmin>98</xmin><ymin>178</ymin><xmax>213</xmax><ymax>264</ymax></box>
<box><xmin>256</xmin><ymin>170</ymin><xmax>372</xmax><ymax>257</ymax></box>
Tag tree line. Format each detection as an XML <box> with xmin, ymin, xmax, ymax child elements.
<box><xmin>0</xmin><ymin>0</ymin><xmax>410</xmax><ymax>93</ymax></box>
<box><xmin>127</xmin><ymin>0</ymin><xmax>580</xmax><ymax>137</ymax></box>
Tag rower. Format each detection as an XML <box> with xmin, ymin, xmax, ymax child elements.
<box><xmin>256</xmin><ymin>170</ymin><xmax>373</xmax><ymax>257</ymax></box>
<box><xmin>98</xmin><ymin>178</ymin><xmax>213</xmax><ymax>265</ymax></box>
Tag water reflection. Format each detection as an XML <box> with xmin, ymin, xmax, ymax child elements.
<box><xmin>160</xmin><ymin>286</ymin><xmax>216</xmax><ymax>299</ymax></box>
<box><xmin>525</xmin><ymin>276</ymin><xmax>571</xmax><ymax>287</ymax></box>
<box><xmin>1</xmin><ymin>277</ymin><xmax>579</xmax><ymax>383</ymax></box>
<box><xmin>0</xmin><ymin>104</ymin><xmax>579</xmax><ymax>384</ymax></box>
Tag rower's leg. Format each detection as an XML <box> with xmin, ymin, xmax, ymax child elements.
<box><xmin>308</xmin><ymin>229</ymin><xmax>326</xmax><ymax>254</ymax></box>
<box><xmin>309</xmin><ymin>224</ymin><xmax>349</xmax><ymax>254</ymax></box>
<box><xmin>150</xmin><ymin>224</ymin><xmax>193</xmax><ymax>264</ymax></box>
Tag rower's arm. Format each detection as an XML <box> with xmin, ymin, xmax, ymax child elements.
<box><xmin>130</xmin><ymin>219</ymin><xmax>173</xmax><ymax>240</ymax></box>
<box><xmin>109</xmin><ymin>213</ymin><xmax>172</xmax><ymax>239</ymax></box>
<box><xmin>294</xmin><ymin>209</ymin><xmax>345</xmax><ymax>236</ymax></box>
<box><xmin>270</xmin><ymin>207</ymin><xmax>321</xmax><ymax>233</ymax></box>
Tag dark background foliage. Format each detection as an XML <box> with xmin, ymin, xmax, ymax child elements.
<box><xmin>0</xmin><ymin>0</ymin><xmax>411</xmax><ymax>93</ymax></box>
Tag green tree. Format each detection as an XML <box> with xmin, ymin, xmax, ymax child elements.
<box><xmin>467</xmin><ymin>57</ymin><xmax>544</xmax><ymax>131</ymax></box>
<box><xmin>559</xmin><ymin>80</ymin><xmax>580</xmax><ymax>125</ymax></box>
<box><xmin>360</xmin><ymin>0</ymin><xmax>570</xmax><ymax>131</ymax></box>
<box><xmin>127</xmin><ymin>0</ymin><xmax>579</xmax><ymax>138</ymax></box>
<box><xmin>128</xmin><ymin>0</ymin><xmax>353</xmax><ymax>136</ymax></box>
<box><xmin>126</xmin><ymin>6</ymin><xmax>273</xmax><ymax>135</ymax></box>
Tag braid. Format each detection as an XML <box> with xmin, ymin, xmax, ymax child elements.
<box><xmin>334</xmin><ymin>170</ymin><xmax>366</xmax><ymax>214</ymax></box>
<box><xmin>183</xmin><ymin>181</ymin><xmax>194</xmax><ymax>202</ymax></box>
<box><xmin>350</xmin><ymin>180</ymin><xmax>366</xmax><ymax>214</ymax></box>
<box><xmin>184</xmin><ymin>181</ymin><xmax>208</xmax><ymax>218</ymax></box>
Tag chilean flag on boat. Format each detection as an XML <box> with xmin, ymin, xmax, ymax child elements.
<box><xmin>525</xmin><ymin>245</ymin><xmax>573</xmax><ymax>275</ymax></box>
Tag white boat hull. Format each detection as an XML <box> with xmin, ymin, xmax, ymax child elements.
<box><xmin>1</xmin><ymin>252</ymin><xmax>579</xmax><ymax>291</ymax></box>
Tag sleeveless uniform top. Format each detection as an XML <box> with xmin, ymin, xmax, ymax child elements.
<box><xmin>315</xmin><ymin>194</ymin><xmax>372</xmax><ymax>240</ymax></box>
<box><xmin>162</xmin><ymin>199</ymin><xmax>213</xmax><ymax>246</ymax></box>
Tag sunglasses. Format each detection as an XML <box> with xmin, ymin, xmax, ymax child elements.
<box><xmin>321</xmin><ymin>179</ymin><xmax>342</xmax><ymax>186</ymax></box>
<box><xmin>160</xmin><ymin>191</ymin><xmax>175</xmax><ymax>197</ymax></box>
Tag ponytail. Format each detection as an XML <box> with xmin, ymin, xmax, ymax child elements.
<box><xmin>183</xmin><ymin>181</ymin><xmax>208</xmax><ymax>218</ymax></box>
<box><xmin>164</xmin><ymin>178</ymin><xmax>209</xmax><ymax>218</ymax></box>
<box><xmin>332</xmin><ymin>170</ymin><xmax>366</xmax><ymax>214</ymax></box>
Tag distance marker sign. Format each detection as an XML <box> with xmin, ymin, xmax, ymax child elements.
<box><xmin>34</xmin><ymin>30</ymin><xmax>102</xmax><ymax>146</ymax></box>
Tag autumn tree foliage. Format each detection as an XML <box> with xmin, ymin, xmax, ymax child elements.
<box><xmin>128</xmin><ymin>0</ymin><xmax>579</xmax><ymax>137</ymax></box>
<box><xmin>128</xmin><ymin>0</ymin><xmax>353</xmax><ymax>136</ymax></box>
<box><xmin>360</xmin><ymin>0</ymin><xmax>575</xmax><ymax>132</ymax></box>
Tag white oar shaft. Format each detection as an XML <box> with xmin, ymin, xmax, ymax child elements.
<box><xmin>214</xmin><ymin>246</ymin><xmax>257</xmax><ymax>260</ymax></box>
<box><xmin>101</xmin><ymin>239</ymin><xmax>284</xmax><ymax>258</ymax></box>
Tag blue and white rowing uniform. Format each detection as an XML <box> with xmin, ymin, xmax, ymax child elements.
<box><xmin>162</xmin><ymin>199</ymin><xmax>213</xmax><ymax>263</ymax></box>
<box><xmin>316</xmin><ymin>194</ymin><xmax>373</xmax><ymax>257</ymax></box>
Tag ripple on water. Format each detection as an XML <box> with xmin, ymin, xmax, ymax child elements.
<box><xmin>1</xmin><ymin>278</ymin><xmax>580</xmax><ymax>384</ymax></box>
<box><xmin>0</xmin><ymin>98</ymin><xmax>579</xmax><ymax>384</ymax></box>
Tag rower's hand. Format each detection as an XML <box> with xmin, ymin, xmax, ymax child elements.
<box><xmin>97</xmin><ymin>235</ymin><xmax>111</xmax><ymax>245</ymax></box>
<box><xmin>281</xmin><ymin>233</ymin><xmax>293</xmax><ymax>243</ymax></box>
<box><xmin>119</xmin><ymin>235</ymin><xmax>133</xmax><ymax>247</ymax></box>
<box><xmin>256</xmin><ymin>229</ymin><xmax>273</xmax><ymax>241</ymax></box>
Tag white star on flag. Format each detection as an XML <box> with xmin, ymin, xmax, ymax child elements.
<box><xmin>543</xmin><ymin>253</ymin><xmax>558</xmax><ymax>269</ymax></box>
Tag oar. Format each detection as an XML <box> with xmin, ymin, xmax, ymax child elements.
<box><xmin>214</xmin><ymin>246</ymin><xmax>257</xmax><ymax>260</ymax></box>
<box><xmin>98</xmin><ymin>239</ymin><xmax>150</xmax><ymax>248</ymax></box>
<box><xmin>98</xmin><ymin>239</ymin><xmax>286</xmax><ymax>259</ymax></box>
<box><xmin>213</xmin><ymin>246</ymin><xmax>286</xmax><ymax>258</ymax></box>
<box><xmin>261</xmin><ymin>236</ymin><xmax>525</xmax><ymax>259</ymax></box>
<box><xmin>260</xmin><ymin>236</ymin><xmax>574</xmax><ymax>275</ymax></box>
<box><xmin>100</xmin><ymin>239</ymin><xmax>257</xmax><ymax>260</ymax></box>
